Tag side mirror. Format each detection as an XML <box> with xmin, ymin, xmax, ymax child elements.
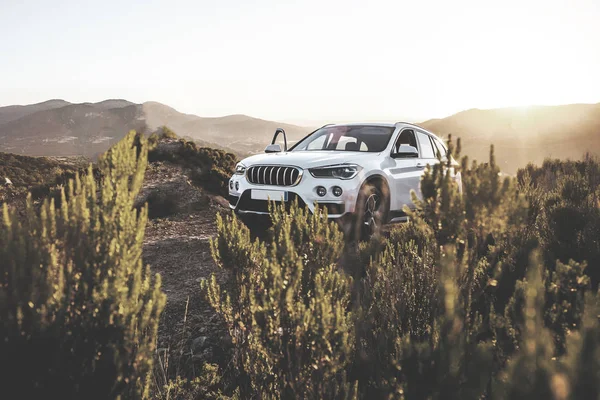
<box><xmin>268</xmin><ymin>128</ymin><xmax>287</xmax><ymax>152</ymax></box>
<box><xmin>264</xmin><ymin>143</ymin><xmax>282</xmax><ymax>153</ymax></box>
<box><xmin>391</xmin><ymin>145</ymin><xmax>419</xmax><ymax>158</ymax></box>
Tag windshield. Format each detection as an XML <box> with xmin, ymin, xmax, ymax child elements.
<box><xmin>291</xmin><ymin>125</ymin><xmax>395</xmax><ymax>153</ymax></box>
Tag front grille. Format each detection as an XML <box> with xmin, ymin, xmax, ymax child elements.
<box><xmin>246</xmin><ymin>165</ymin><xmax>301</xmax><ymax>186</ymax></box>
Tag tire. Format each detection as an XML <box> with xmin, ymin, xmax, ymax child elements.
<box><xmin>352</xmin><ymin>181</ymin><xmax>390</xmax><ymax>241</ymax></box>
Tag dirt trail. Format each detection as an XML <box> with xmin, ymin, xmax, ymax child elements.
<box><xmin>139</xmin><ymin>160</ymin><xmax>230</xmax><ymax>368</ymax></box>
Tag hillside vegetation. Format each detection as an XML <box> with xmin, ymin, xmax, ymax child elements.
<box><xmin>1</xmin><ymin>129</ymin><xmax>599</xmax><ymax>399</ymax></box>
<box><xmin>0</xmin><ymin>152</ymin><xmax>87</xmax><ymax>207</ymax></box>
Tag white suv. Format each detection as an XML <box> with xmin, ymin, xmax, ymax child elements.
<box><xmin>228</xmin><ymin>122</ymin><xmax>461</xmax><ymax>237</ymax></box>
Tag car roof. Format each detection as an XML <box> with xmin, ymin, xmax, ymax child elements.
<box><xmin>323</xmin><ymin>122</ymin><xmax>441</xmax><ymax>139</ymax></box>
<box><xmin>324</xmin><ymin>122</ymin><xmax>397</xmax><ymax>128</ymax></box>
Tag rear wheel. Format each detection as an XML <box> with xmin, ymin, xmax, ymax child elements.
<box><xmin>353</xmin><ymin>181</ymin><xmax>389</xmax><ymax>241</ymax></box>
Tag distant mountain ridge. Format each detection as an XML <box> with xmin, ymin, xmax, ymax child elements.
<box><xmin>420</xmin><ymin>103</ymin><xmax>600</xmax><ymax>173</ymax></box>
<box><xmin>0</xmin><ymin>100</ymin><xmax>311</xmax><ymax>158</ymax></box>
<box><xmin>0</xmin><ymin>99</ymin><xmax>598</xmax><ymax>172</ymax></box>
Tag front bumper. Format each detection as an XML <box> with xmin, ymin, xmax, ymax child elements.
<box><xmin>227</xmin><ymin>171</ymin><xmax>362</xmax><ymax>218</ymax></box>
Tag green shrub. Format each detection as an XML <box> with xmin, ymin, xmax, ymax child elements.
<box><xmin>167</xmin><ymin>135</ymin><xmax>599</xmax><ymax>399</ymax></box>
<box><xmin>563</xmin><ymin>291</ymin><xmax>600</xmax><ymax>400</ymax></box>
<box><xmin>203</xmin><ymin>201</ymin><xmax>357</xmax><ymax>399</ymax></box>
<box><xmin>494</xmin><ymin>252</ymin><xmax>561</xmax><ymax>400</ymax></box>
<box><xmin>545</xmin><ymin>259</ymin><xmax>590</xmax><ymax>354</ymax></box>
<box><xmin>158</xmin><ymin>126</ymin><xmax>179</xmax><ymax>140</ymax></box>
<box><xmin>0</xmin><ymin>131</ymin><xmax>165</xmax><ymax>399</ymax></box>
<box><xmin>157</xmin><ymin>364</ymin><xmax>238</xmax><ymax>400</ymax></box>
<box><xmin>397</xmin><ymin>247</ymin><xmax>493</xmax><ymax>400</ymax></box>
<box><xmin>518</xmin><ymin>156</ymin><xmax>600</xmax><ymax>287</ymax></box>
<box><xmin>0</xmin><ymin>152</ymin><xmax>79</xmax><ymax>188</ymax></box>
<box><xmin>353</xmin><ymin>220</ymin><xmax>440</xmax><ymax>397</ymax></box>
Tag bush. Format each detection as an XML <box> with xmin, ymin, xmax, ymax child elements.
<box><xmin>494</xmin><ymin>252</ymin><xmax>563</xmax><ymax>400</ymax></box>
<box><xmin>148</xmin><ymin>129</ymin><xmax>237</xmax><ymax>197</ymax></box>
<box><xmin>0</xmin><ymin>131</ymin><xmax>165</xmax><ymax>399</ymax></box>
<box><xmin>203</xmin><ymin>201</ymin><xmax>357</xmax><ymax>399</ymax></box>
<box><xmin>518</xmin><ymin>156</ymin><xmax>600</xmax><ymax>287</ymax></box>
<box><xmin>191</xmin><ymin>137</ymin><xmax>600</xmax><ymax>399</ymax></box>
<box><xmin>353</xmin><ymin>220</ymin><xmax>440</xmax><ymax>396</ymax></box>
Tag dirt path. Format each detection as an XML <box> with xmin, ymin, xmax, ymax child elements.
<box><xmin>140</xmin><ymin>161</ymin><xmax>230</xmax><ymax>371</ymax></box>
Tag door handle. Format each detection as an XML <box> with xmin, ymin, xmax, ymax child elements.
<box><xmin>416</xmin><ymin>163</ymin><xmax>425</xmax><ymax>169</ymax></box>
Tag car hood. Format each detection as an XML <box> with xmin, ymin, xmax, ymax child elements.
<box><xmin>239</xmin><ymin>151</ymin><xmax>380</xmax><ymax>169</ymax></box>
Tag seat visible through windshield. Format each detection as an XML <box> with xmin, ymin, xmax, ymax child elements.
<box><xmin>291</xmin><ymin>125</ymin><xmax>395</xmax><ymax>153</ymax></box>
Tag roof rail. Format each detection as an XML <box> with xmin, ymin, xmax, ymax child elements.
<box><xmin>394</xmin><ymin>121</ymin><xmax>422</xmax><ymax>126</ymax></box>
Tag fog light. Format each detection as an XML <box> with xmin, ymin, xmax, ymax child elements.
<box><xmin>332</xmin><ymin>186</ymin><xmax>343</xmax><ymax>197</ymax></box>
<box><xmin>229</xmin><ymin>180</ymin><xmax>234</xmax><ymax>190</ymax></box>
<box><xmin>316</xmin><ymin>186</ymin><xmax>327</xmax><ymax>197</ymax></box>
<box><xmin>235</xmin><ymin>181</ymin><xmax>239</xmax><ymax>191</ymax></box>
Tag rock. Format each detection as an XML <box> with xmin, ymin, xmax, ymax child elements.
<box><xmin>209</xmin><ymin>194</ymin><xmax>230</xmax><ymax>209</ymax></box>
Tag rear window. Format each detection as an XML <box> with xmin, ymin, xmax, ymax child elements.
<box><xmin>416</xmin><ymin>131</ymin><xmax>436</xmax><ymax>158</ymax></box>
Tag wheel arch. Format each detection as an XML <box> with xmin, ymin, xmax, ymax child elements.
<box><xmin>362</xmin><ymin>173</ymin><xmax>391</xmax><ymax>201</ymax></box>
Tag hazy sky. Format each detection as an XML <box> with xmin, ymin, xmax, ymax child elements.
<box><xmin>1</xmin><ymin>0</ymin><xmax>599</xmax><ymax>123</ymax></box>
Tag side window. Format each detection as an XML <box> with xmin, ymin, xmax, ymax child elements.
<box><xmin>432</xmin><ymin>137</ymin><xmax>447</xmax><ymax>158</ymax></box>
<box><xmin>393</xmin><ymin>129</ymin><xmax>417</xmax><ymax>152</ymax></box>
<box><xmin>416</xmin><ymin>131</ymin><xmax>436</xmax><ymax>158</ymax></box>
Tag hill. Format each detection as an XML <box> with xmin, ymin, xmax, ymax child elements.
<box><xmin>420</xmin><ymin>103</ymin><xmax>600</xmax><ymax>174</ymax></box>
<box><xmin>0</xmin><ymin>99</ymin><xmax>71</xmax><ymax>125</ymax></box>
<box><xmin>0</xmin><ymin>100</ymin><xmax>311</xmax><ymax>157</ymax></box>
<box><xmin>3</xmin><ymin>99</ymin><xmax>599</xmax><ymax>172</ymax></box>
<box><xmin>142</xmin><ymin>102</ymin><xmax>310</xmax><ymax>154</ymax></box>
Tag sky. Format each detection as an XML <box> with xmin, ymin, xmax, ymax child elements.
<box><xmin>1</xmin><ymin>0</ymin><xmax>599</xmax><ymax>124</ymax></box>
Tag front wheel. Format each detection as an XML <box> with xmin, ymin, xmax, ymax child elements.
<box><xmin>352</xmin><ymin>182</ymin><xmax>389</xmax><ymax>241</ymax></box>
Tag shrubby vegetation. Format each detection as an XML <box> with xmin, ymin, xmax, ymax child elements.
<box><xmin>204</xmin><ymin>203</ymin><xmax>356</xmax><ymax>398</ymax></box>
<box><xmin>2</xmin><ymin>126</ymin><xmax>599</xmax><ymax>399</ymax></box>
<box><xmin>0</xmin><ymin>152</ymin><xmax>80</xmax><ymax>188</ymax></box>
<box><xmin>200</xmin><ymin>136</ymin><xmax>600</xmax><ymax>399</ymax></box>
<box><xmin>148</xmin><ymin>126</ymin><xmax>237</xmax><ymax>197</ymax></box>
<box><xmin>0</xmin><ymin>152</ymin><xmax>85</xmax><ymax>206</ymax></box>
<box><xmin>0</xmin><ymin>131</ymin><xmax>165</xmax><ymax>398</ymax></box>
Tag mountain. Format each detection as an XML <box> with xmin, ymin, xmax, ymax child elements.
<box><xmin>420</xmin><ymin>103</ymin><xmax>600</xmax><ymax>174</ymax></box>
<box><xmin>2</xmin><ymin>99</ymin><xmax>598</xmax><ymax>171</ymax></box>
<box><xmin>142</xmin><ymin>102</ymin><xmax>310</xmax><ymax>154</ymax></box>
<box><xmin>0</xmin><ymin>100</ymin><xmax>311</xmax><ymax>157</ymax></box>
<box><xmin>0</xmin><ymin>99</ymin><xmax>71</xmax><ymax>125</ymax></box>
<box><xmin>0</xmin><ymin>101</ymin><xmax>146</xmax><ymax>157</ymax></box>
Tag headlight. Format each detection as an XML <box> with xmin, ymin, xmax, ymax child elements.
<box><xmin>309</xmin><ymin>164</ymin><xmax>362</xmax><ymax>180</ymax></box>
<box><xmin>235</xmin><ymin>163</ymin><xmax>246</xmax><ymax>175</ymax></box>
